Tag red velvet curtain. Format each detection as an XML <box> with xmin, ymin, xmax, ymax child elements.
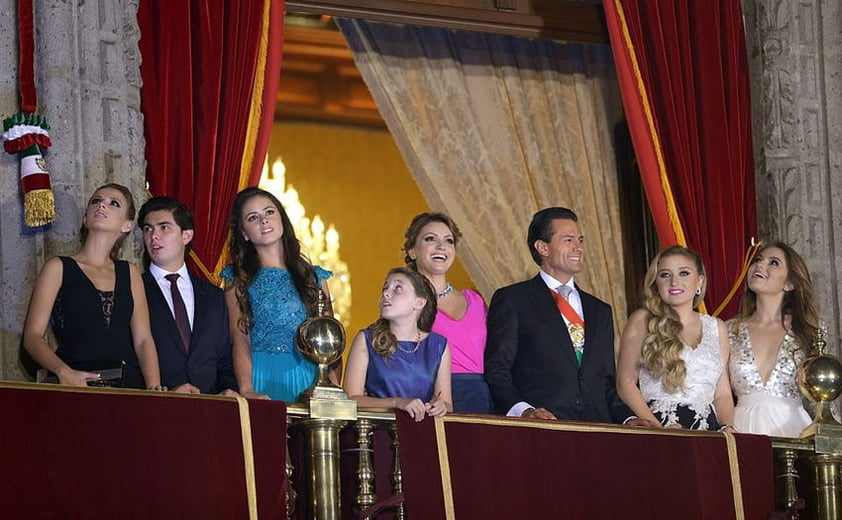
<box><xmin>604</xmin><ymin>0</ymin><xmax>757</xmax><ymax>317</ymax></box>
<box><xmin>137</xmin><ymin>0</ymin><xmax>284</xmax><ymax>282</ymax></box>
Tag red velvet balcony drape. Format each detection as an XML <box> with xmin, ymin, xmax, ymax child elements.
<box><xmin>604</xmin><ymin>0</ymin><xmax>757</xmax><ymax>317</ymax></box>
<box><xmin>396</xmin><ymin>414</ymin><xmax>773</xmax><ymax>519</ymax></box>
<box><xmin>2</xmin><ymin>383</ymin><xmax>288</xmax><ymax>518</ymax></box>
<box><xmin>137</xmin><ymin>0</ymin><xmax>284</xmax><ymax>282</ymax></box>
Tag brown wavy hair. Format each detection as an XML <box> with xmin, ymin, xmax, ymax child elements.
<box><xmin>733</xmin><ymin>242</ymin><xmax>819</xmax><ymax>352</ymax></box>
<box><xmin>79</xmin><ymin>183</ymin><xmax>136</xmax><ymax>262</ymax></box>
<box><xmin>226</xmin><ymin>187</ymin><xmax>321</xmax><ymax>334</ymax></box>
<box><xmin>640</xmin><ymin>246</ymin><xmax>707</xmax><ymax>393</ymax></box>
<box><xmin>368</xmin><ymin>267</ymin><xmax>438</xmax><ymax>358</ymax></box>
<box><xmin>402</xmin><ymin>212</ymin><xmax>462</xmax><ymax>269</ymax></box>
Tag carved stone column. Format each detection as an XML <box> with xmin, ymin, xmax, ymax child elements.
<box><xmin>0</xmin><ymin>0</ymin><xmax>145</xmax><ymax>380</ymax></box>
<box><xmin>743</xmin><ymin>0</ymin><xmax>842</xmax><ymax>349</ymax></box>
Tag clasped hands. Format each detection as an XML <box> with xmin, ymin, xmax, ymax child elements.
<box><xmin>397</xmin><ymin>395</ymin><xmax>447</xmax><ymax>422</ymax></box>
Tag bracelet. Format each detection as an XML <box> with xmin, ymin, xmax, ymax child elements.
<box><xmin>718</xmin><ymin>424</ymin><xmax>737</xmax><ymax>432</ymax></box>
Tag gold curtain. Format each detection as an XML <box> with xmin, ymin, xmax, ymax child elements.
<box><xmin>338</xmin><ymin>19</ymin><xmax>629</xmax><ymax>338</ymax></box>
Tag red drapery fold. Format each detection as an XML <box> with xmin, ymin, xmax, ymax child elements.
<box><xmin>604</xmin><ymin>0</ymin><xmax>757</xmax><ymax>318</ymax></box>
<box><xmin>137</xmin><ymin>0</ymin><xmax>284</xmax><ymax>282</ymax></box>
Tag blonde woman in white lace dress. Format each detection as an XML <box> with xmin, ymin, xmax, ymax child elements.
<box><xmin>727</xmin><ymin>243</ymin><xmax>818</xmax><ymax>437</ymax></box>
<box><xmin>617</xmin><ymin>246</ymin><xmax>735</xmax><ymax>431</ymax></box>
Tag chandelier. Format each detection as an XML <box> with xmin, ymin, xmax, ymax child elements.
<box><xmin>259</xmin><ymin>157</ymin><xmax>352</xmax><ymax>329</ymax></box>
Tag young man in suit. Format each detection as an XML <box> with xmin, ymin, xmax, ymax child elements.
<box><xmin>485</xmin><ymin>207</ymin><xmax>641</xmax><ymax>424</ymax></box>
<box><xmin>139</xmin><ymin>197</ymin><xmax>237</xmax><ymax>395</ymax></box>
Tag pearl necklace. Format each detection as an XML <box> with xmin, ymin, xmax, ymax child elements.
<box><xmin>397</xmin><ymin>330</ymin><xmax>422</xmax><ymax>354</ymax></box>
<box><xmin>437</xmin><ymin>282</ymin><xmax>454</xmax><ymax>299</ymax></box>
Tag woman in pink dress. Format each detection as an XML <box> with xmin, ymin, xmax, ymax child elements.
<box><xmin>403</xmin><ymin>212</ymin><xmax>492</xmax><ymax>413</ymax></box>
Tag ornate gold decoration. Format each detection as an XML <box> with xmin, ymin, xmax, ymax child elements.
<box><xmin>799</xmin><ymin>325</ymin><xmax>842</xmax><ymax>437</ymax></box>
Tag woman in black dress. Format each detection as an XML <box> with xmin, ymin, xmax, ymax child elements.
<box><xmin>23</xmin><ymin>184</ymin><xmax>161</xmax><ymax>390</ymax></box>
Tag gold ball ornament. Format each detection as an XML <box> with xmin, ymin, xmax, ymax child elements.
<box><xmin>799</xmin><ymin>354</ymin><xmax>842</xmax><ymax>403</ymax></box>
<box><xmin>297</xmin><ymin>311</ymin><xmax>346</xmax><ymax>367</ymax></box>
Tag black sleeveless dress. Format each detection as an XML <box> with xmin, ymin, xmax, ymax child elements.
<box><xmin>51</xmin><ymin>256</ymin><xmax>143</xmax><ymax>388</ymax></box>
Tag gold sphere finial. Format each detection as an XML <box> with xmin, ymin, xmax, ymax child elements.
<box><xmin>799</xmin><ymin>322</ymin><xmax>842</xmax><ymax>436</ymax></box>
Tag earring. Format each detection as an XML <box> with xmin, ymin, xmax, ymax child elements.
<box><xmin>695</xmin><ymin>287</ymin><xmax>701</xmax><ymax>296</ymax></box>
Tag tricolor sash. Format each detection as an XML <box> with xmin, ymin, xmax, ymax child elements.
<box><xmin>550</xmin><ymin>289</ymin><xmax>585</xmax><ymax>365</ymax></box>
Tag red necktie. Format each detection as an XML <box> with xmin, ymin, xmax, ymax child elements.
<box><xmin>165</xmin><ymin>273</ymin><xmax>190</xmax><ymax>351</ymax></box>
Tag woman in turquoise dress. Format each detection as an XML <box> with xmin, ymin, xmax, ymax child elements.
<box><xmin>222</xmin><ymin>187</ymin><xmax>333</xmax><ymax>401</ymax></box>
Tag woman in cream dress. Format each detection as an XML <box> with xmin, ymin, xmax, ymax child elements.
<box><xmin>728</xmin><ymin>242</ymin><xmax>819</xmax><ymax>437</ymax></box>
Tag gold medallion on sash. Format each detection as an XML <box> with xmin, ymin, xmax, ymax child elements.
<box><xmin>568</xmin><ymin>323</ymin><xmax>585</xmax><ymax>353</ymax></box>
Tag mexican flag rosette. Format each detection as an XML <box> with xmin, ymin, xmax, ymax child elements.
<box><xmin>3</xmin><ymin>112</ymin><xmax>55</xmax><ymax>227</ymax></box>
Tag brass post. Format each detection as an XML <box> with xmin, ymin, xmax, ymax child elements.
<box><xmin>390</xmin><ymin>422</ymin><xmax>406</xmax><ymax>520</ymax></box>
<box><xmin>809</xmin><ymin>453</ymin><xmax>842</xmax><ymax>520</ymax></box>
<box><xmin>355</xmin><ymin>418</ymin><xmax>377</xmax><ymax>511</ymax></box>
<box><xmin>775</xmin><ymin>448</ymin><xmax>800</xmax><ymax>516</ymax></box>
<box><xmin>298</xmin><ymin>418</ymin><xmax>348</xmax><ymax>520</ymax></box>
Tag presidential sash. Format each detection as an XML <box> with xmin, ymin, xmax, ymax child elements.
<box><xmin>549</xmin><ymin>289</ymin><xmax>585</xmax><ymax>365</ymax></box>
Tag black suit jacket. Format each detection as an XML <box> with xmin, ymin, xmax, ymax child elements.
<box><xmin>484</xmin><ymin>274</ymin><xmax>632</xmax><ymax>423</ymax></box>
<box><xmin>143</xmin><ymin>270</ymin><xmax>236</xmax><ymax>394</ymax></box>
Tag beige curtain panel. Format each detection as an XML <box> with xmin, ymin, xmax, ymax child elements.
<box><xmin>338</xmin><ymin>19</ymin><xmax>629</xmax><ymax>340</ymax></box>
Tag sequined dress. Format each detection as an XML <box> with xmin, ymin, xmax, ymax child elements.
<box><xmin>221</xmin><ymin>265</ymin><xmax>332</xmax><ymax>401</ymax></box>
<box><xmin>728</xmin><ymin>321</ymin><xmax>810</xmax><ymax>437</ymax></box>
<box><xmin>639</xmin><ymin>314</ymin><xmax>722</xmax><ymax>430</ymax></box>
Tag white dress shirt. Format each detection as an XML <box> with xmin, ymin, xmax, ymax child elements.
<box><xmin>539</xmin><ymin>270</ymin><xmax>583</xmax><ymax>320</ymax></box>
<box><xmin>149</xmin><ymin>262</ymin><xmax>195</xmax><ymax>328</ymax></box>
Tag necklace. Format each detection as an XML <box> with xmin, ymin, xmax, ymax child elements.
<box><xmin>437</xmin><ymin>282</ymin><xmax>454</xmax><ymax>299</ymax></box>
<box><xmin>397</xmin><ymin>330</ymin><xmax>422</xmax><ymax>354</ymax></box>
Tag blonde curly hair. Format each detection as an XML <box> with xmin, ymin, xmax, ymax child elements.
<box><xmin>640</xmin><ymin>246</ymin><xmax>706</xmax><ymax>393</ymax></box>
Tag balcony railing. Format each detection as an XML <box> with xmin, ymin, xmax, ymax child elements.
<box><xmin>4</xmin><ymin>381</ymin><xmax>841</xmax><ymax>519</ymax></box>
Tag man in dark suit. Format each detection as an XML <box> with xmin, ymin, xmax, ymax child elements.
<box><xmin>139</xmin><ymin>197</ymin><xmax>237</xmax><ymax>395</ymax></box>
<box><xmin>485</xmin><ymin>207</ymin><xmax>638</xmax><ymax>424</ymax></box>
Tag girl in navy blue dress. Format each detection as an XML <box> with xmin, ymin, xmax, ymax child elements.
<box><xmin>344</xmin><ymin>267</ymin><xmax>452</xmax><ymax>421</ymax></box>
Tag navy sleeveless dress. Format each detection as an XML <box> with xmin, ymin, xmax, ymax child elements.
<box><xmin>363</xmin><ymin>329</ymin><xmax>447</xmax><ymax>402</ymax></box>
<box><xmin>51</xmin><ymin>256</ymin><xmax>142</xmax><ymax>388</ymax></box>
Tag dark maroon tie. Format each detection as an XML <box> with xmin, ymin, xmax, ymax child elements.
<box><xmin>165</xmin><ymin>273</ymin><xmax>190</xmax><ymax>351</ymax></box>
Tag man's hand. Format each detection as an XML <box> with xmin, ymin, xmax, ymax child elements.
<box><xmin>521</xmin><ymin>407</ymin><xmax>557</xmax><ymax>420</ymax></box>
<box><xmin>218</xmin><ymin>388</ymin><xmax>241</xmax><ymax>397</ymax></box>
<box><xmin>170</xmin><ymin>383</ymin><xmax>201</xmax><ymax>394</ymax></box>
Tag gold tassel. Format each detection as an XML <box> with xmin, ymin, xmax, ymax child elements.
<box><xmin>24</xmin><ymin>188</ymin><xmax>56</xmax><ymax>227</ymax></box>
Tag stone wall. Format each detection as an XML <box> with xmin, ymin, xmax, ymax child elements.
<box><xmin>744</xmin><ymin>0</ymin><xmax>842</xmax><ymax>351</ymax></box>
<box><xmin>0</xmin><ymin>0</ymin><xmax>145</xmax><ymax>380</ymax></box>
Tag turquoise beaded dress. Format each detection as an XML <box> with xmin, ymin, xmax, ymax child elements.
<box><xmin>221</xmin><ymin>265</ymin><xmax>332</xmax><ymax>401</ymax></box>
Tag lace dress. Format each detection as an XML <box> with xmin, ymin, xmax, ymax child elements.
<box><xmin>639</xmin><ymin>314</ymin><xmax>722</xmax><ymax>430</ymax></box>
<box><xmin>51</xmin><ymin>257</ymin><xmax>142</xmax><ymax>388</ymax></box>
<box><xmin>221</xmin><ymin>265</ymin><xmax>332</xmax><ymax>401</ymax></box>
<box><xmin>728</xmin><ymin>321</ymin><xmax>810</xmax><ymax>437</ymax></box>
